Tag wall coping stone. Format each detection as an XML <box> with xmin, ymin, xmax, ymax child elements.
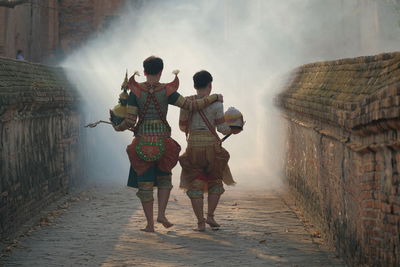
<box><xmin>278</xmin><ymin>52</ymin><xmax>400</xmax><ymax>135</ymax></box>
<box><xmin>0</xmin><ymin>57</ymin><xmax>80</xmax><ymax>115</ymax></box>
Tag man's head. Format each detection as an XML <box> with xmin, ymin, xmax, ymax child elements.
<box><xmin>143</xmin><ymin>56</ymin><xmax>163</xmax><ymax>76</ymax></box>
<box><xmin>193</xmin><ymin>70</ymin><xmax>213</xmax><ymax>95</ymax></box>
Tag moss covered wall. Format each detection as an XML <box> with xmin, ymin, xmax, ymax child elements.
<box><xmin>278</xmin><ymin>52</ymin><xmax>400</xmax><ymax>266</ymax></box>
<box><xmin>0</xmin><ymin>57</ymin><xmax>84</xmax><ymax>239</ymax></box>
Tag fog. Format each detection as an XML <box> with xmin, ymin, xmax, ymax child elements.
<box><xmin>62</xmin><ymin>0</ymin><xmax>400</xmax><ymax>189</ymax></box>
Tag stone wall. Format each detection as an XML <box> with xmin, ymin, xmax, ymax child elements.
<box><xmin>0</xmin><ymin>57</ymin><xmax>83</xmax><ymax>239</ymax></box>
<box><xmin>0</xmin><ymin>0</ymin><xmax>59</xmax><ymax>63</ymax></box>
<box><xmin>278</xmin><ymin>52</ymin><xmax>400</xmax><ymax>266</ymax></box>
<box><xmin>0</xmin><ymin>0</ymin><xmax>125</xmax><ymax>63</ymax></box>
<box><xmin>59</xmin><ymin>0</ymin><xmax>125</xmax><ymax>53</ymax></box>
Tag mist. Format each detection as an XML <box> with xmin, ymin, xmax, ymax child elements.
<box><xmin>62</xmin><ymin>0</ymin><xmax>400</xmax><ymax>189</ymax></box>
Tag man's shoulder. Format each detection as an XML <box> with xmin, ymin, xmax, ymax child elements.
<box><xmin>211</xmin><ymin>101</ymin><xmax>223</xmax><ymax>109</ymax></box>
<box><xmin>184</xmin><ymin>94</ymin><xmax>197</xmax><ymax>100</ymax></box>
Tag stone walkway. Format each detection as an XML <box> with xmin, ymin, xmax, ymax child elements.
<box><xmin>0</xmin><ymin>185</ymin><xmax>344</xmax><ymax>267</ymax></box>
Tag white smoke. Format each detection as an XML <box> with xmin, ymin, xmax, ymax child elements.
<box><xmin>62</xmin><ymin>0</ymin><xmax>400</xmax><ymax>188</ymax></box>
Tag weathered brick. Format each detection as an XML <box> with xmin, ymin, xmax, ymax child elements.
<box><xmin>364</xmin><ymin>210</ymin><xmax>379</xmax><ymax>219</ymax></box>
<box><xmin>361</xmin><ymin>183</ymin><xmax>376</xmax><ymax>191</ymax></box>
<box><xmin>389</xmin><ymin>195</ymin><xmax>400</xmax><ymax>205</ymax></box>
<box><xmin>364</xmin><ymin>163</ymin><xmax>376</xmax><ymax>172</ymax></box>
<box><xmin>361</xmin><ymin>173</ymin><xmax>375</xmax><ymax>183</ymax></box>
<box><xmin>390</xmin><ymin>186</ymin><xmax>398</xmax><ymax>196</ymax></box>
<box><xmin>279</xmin><ymin>52</ymin><xmax>400</xmax><ymax>267</ymax></box>
<box><xmin>367</xmin><ymin>247</ymin><xmax>378</xmax><ymax>258</ymax></box>
<box><xmin>361</xmin><ymin>191</ymin><xmax>375</xmax><ymax>200</ymax></box>
<box><xmin>362</xmin><ymin>200</ymin><xmax>377</xmax><ymax>209</ymax></box>
<box><xmin>0</xmin><ymin>58</ymin><xmax>83</xmax><ymax>240</ymax></box>
<box><xmin>375</xmin><ymin>163</ymin><xmax>384</xmax><ymax>172</ymax></box>
<box><xmin>369</xmin><ymin>228</ymin><xmax>383</xmax><ymax>239</ymax></box>
<box><xmin>369</xmin><ymin>238</ymin><xmax>383</xmax><ymax>247</ymax></box>
<box><xmin>383</xmin><ymin>224</ymin><xmax>398</xmax><ymax>234</ymax></box>
<box><xmin>385</xmin><ymin>214</ymin><xmax>399</xmax><ymax>225</ymax></box>
<box><xmin>393</xmin><ymin>205</ymin><xmax>400</xmax><ymax>215</ymax></box>
<box><xmin>381</xmin><ymin>203</ymin><xmax>393</xmax><ymax>213</ymax></box>
<box><xmin>363</xmin><ymin>218</ymin><xmax>378</xmax><ymax>228</ymax></box>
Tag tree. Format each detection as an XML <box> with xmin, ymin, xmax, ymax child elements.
<box><xmin>0</xmin><ymin>0</ymin><xmax>29</xmax><ymax>8</ymax></box>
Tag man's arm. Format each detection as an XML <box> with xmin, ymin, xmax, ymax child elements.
<box><xmin>168</xmin><ymin>91</ymin><xmax>222</xmax><ymax>111</ymax></box>
<box><xmin>113</xmin><ymin>92</ymin><xmax>138</xmax><ymax>131</ymax></box>
<box><xmin>214</xmin><ymin>102</ymin><xmax>232</xmax><ymax>135</ymax></box>
<box><xmin>179</xmin><ymin>108</ymin><xmax>190</xmax><ymax>133</ymax></box>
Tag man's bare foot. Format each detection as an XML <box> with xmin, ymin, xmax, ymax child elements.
<box><xmin>206</xmin><ymin>215</ymin><xmax>220</xmax><ymax>228</ymax></box>
<box><xmin>140</xmin><ymin>225</ymin><xmax>155</xmax><ymax>232</ymax></box>
<box><xmin>156</xmin><ymin>217</ymin><xmax>174</xmax><ymax>228</ymax></box>
<box><xmin>194</xmin><ymin>220</ymin><xmax>206</xmax><ymax>232</ymax></box>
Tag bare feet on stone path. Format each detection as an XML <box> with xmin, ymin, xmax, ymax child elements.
<box><xmin>156</xmin><ymin>217</ymin><xmax>174</xmax><ymax>228</ymax></box>
<box><xmin>0</xmin><ymin>185</ymin><xmax>345</xmax><ymax>267</ymax></box>
<box><xmin>140</xmin><ymin>224</ymin><xmax>155</xmax><ymax>232</ymax></box>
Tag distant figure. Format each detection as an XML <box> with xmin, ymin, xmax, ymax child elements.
<box><xmin>16</xmin><ymin>50</ymin><xmax>24</xmax><ymax>60</ymax></box>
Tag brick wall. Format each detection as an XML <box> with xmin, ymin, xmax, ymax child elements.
<box><xmin>59</xmin><ymin>0</ymin><xmax>124</xmax><ymax>53</ymax></box>
<box><xmin>0</xmin><ymin>57</ymin><xmax>84</xmax><ymax>239</ymax></box>
<box><xmin>0</xmin><ymin>0</ymin><xmax>125</xmax><ymax>63</ymax></box>
<box><xmin>278</xmin><ymin>52</ymin><xmax>400</xmax><ymax>266</ymax></box>
<box><xmin>0</xmin><ymin>0</ymin><xmax>59</xmax><ymax>63</ymax></box>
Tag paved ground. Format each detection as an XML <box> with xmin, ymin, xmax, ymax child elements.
<box><xmin>0</xmin><ymin>185</ymin><xmax>344</xmax><ymax>267</ymax></box>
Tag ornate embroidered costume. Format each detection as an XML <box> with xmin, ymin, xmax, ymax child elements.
<box><xmin>113</xmin><ymin>73</ymin><xmax>220</xmax><ymax>203</ymax></box>
<box><xmin>179</xmin><ymin>96</ymin><xmax>236</xmax><ymax>199</ymax></box>
<box><xmin>110</xmin><ymin>72</ymin><xmax>129</xmax><ymax>127</ymax></box>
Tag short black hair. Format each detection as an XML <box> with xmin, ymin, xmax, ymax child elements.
<box><xmin>193</xmin><ymin>70</ymin><xmax>213</xmax><ymax>89</ymax></box>
<box><xmin>17</xmin><ymin>50</ymin><xmax>23</xmax><ymax>54</ymax></box>
<box><xmin>143</xmin><ymin>56</ymin><xmax>163</xmax><ymax>75</ymax></box>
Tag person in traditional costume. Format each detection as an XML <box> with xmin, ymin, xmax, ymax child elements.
<box><xmin>110</xmin><ymin>57</ymin><xmax>223</xmax><ymax>232</ymax></box>
<box><xmin>178</xmin><ymin>70</ymin><xmax>242</xmax><ymax>231</ymax></box>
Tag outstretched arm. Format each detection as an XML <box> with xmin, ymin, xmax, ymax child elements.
<box><xmin>179</xmin><ymin>108</ymin><xmax>190</xmax><ymax>133</ymax></box>
<box><xmin>168</xmin><ymin>92</ymin><xmax>222</xmax><ymax>111</ymax></box>
<box><xmin>214</xmin><ymin>102</ymin><xmax>232</xmax><ymax>135</ymax></box>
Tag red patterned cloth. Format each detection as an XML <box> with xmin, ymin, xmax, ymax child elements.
<box><xmin>126</xmin><ymin>137</ymin><xmax>181</xmax><ymax>176</ymax></box>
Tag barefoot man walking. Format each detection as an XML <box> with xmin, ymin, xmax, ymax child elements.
<box><xmin>178</xmin><ymin>70</ymin><xmax>241</xmax><ymax>231</ymax></box>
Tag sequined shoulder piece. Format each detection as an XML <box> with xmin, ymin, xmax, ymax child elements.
<box><xmin>165</xmin><ymin>75</ymin><xmax>179</xmax><ymax>96</ymax></box>
<box><xmin>128</xmin><ymin>73</ymin><xmax>143</xmax><ymax>98</ymax></box>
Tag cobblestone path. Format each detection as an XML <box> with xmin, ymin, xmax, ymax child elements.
<box><xmin>1</xmin><ymin>185</ymin><xmax>344</xmax><ymax>266</ymax></box>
